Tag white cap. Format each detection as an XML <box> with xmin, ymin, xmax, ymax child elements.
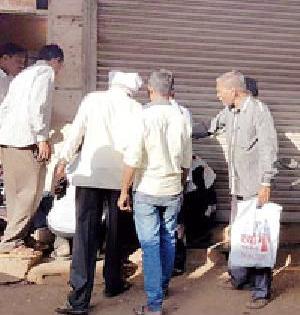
<box><xmin>108</xmin><ymin>70</ymin><xmax>143</xmax><ymax>95</ymax></box>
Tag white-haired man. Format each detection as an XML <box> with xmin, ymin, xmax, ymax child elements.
<box><xmin>206</xmin><ymin>70</ymin><xmax>278</xmax><ymax>309</ymax></box>
<box><xmin>55</xmin><ymin>71</ymin><xmax>143</xmax><ymax>315</ymax></box>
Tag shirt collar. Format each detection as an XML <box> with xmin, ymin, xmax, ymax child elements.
<box><xmin>240</xmin><ymin>95</ymin><xmax>251</xmax><ymax>112</ymax></box>
<box><xmin>34</xmin><ymin>60</ymin><xmax>49</xmax><ymax>67</ymax></box>
<box><xmin>229</xmin><ymin>95</ymin><xmax>251</xmax><ymax>113</ymax></box>
<box><xmin>147</xmin><ymin>98</ymin><xmax>171</xmax><ymax>106</ymax></box>
<box><xmin>109</xmin><ymin>85</ymin><xmax>132</xmax><ymax>97</ymax></box>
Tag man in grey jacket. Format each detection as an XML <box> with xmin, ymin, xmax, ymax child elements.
<box><xmin>195</xmin><ymin>70</ymin><xmax>277</xmax><ymax>309</ymax></box>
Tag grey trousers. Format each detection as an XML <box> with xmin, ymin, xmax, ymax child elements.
<box><xmin>229</xmin><ymin>266</ymin><xmax>272</xmax><ymax>299</ymax></box>
<box><xmin>230</xmin><ymin>196</ymin><xmax>272</xmax><ymax>299</ymax></box>
<box><xmin>0</xmin><ymin>146</ymin><xmax>46</xmax><ymax>252</ymax></box>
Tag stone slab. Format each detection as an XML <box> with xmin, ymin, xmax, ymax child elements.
<box><xmin>0</xmin><ymin>251</ymin><xmax>43</xmax><ymax>280</ymax></box>
<box><xmin>26</xmin><ymin>258</ymin><xmax>104</xmax><ymax>284</ymax></box>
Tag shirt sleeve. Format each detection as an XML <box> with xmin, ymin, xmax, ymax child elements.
<box><xmin>123</xmin><ymin>114</ymin><xmax>144</xmax><ymax>168</ymax></box>
<box><xmin>209</xmin><ymin>107</ymin><xmax>228</xmax><ymax>135</ymax></box>
<box><xmin>29</xmin><ymin>69</ymin><xmax>55</xmax><ymax>142</ymax></box>
<box><xmin>255</xmin><ymin>102</ymin><xmax>278</xmax><ymax>185</ymax></box>
<box><xmin>182</xmin><ymin>135</ymin><xmax>192</xmax><ymax>169</ymax></box>
<box><xmin>0</xmin><ymin>76</ymin><xmax>11</xmax><ymax>105</ymax></box>
<box><xmin>181</xmin><ymin>111</ymin><xmax>192</xmax><ymax>169</ymax></box>
<box><xmin>59</xmin><ymin>94</ymin><xmax>90</xmax><ymax>163</ymax></box>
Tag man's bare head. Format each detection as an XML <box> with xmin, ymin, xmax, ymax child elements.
<box><xmin>216</xmin><ymin>70</ymin><xmax>248</xmax><ymax>107</ymax></box>
<box><xmin>0</xmin><ymin>42</ymin><xmax>26</xmax><ymax>76</ymax></box>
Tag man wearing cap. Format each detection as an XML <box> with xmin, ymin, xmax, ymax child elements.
<box><xmin>0</xmin><ymin>42</ymin><xmax>27</xmax><ymax>104</ymax></box>
<box><xmin>55</xmin><ymin>71</ymin><xmax>143</xmax><ymax>315</ymax></box>
<box><xmin>0</xmin><ymin>44</ymin><xmax>64</xmax><ymax>255</ymax></box>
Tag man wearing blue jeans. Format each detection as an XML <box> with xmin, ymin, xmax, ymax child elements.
<box><xmin>118</xmin><ymin>70</ymin><xmax>192</xmax><ymax>315</ymax></box>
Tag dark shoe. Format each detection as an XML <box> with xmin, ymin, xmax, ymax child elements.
<box><xmin>246</xmin><ymin>298</ymin><xmax>269</xmax><ymax>309</ymax></box>
<box><xmin>104</xmin><ymin>281</ymin><xmax>132</xmax><ymax>297</ymax></box>
<box><xmin>55</xmin><ymin>301</ymin><xmax>88</xmax><ymax>315</ymax></box>
<box><xmin>218</xmin><ymin>278</ymin><xmax>252</xmax><ymax>291</ymax></box>
<box><xmin>172</xmin><ymin>267</ymin><xmax>185</xmax><ymax>277</ymax></box>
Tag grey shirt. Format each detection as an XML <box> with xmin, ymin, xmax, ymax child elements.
<box><xmin>208</xmin><ymin>96</ymin><xmax>278</xmax><ymax>198</ymax></box>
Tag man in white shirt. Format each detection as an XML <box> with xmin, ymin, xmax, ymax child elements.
<box><xmin>118</xmin><ymin>70</ymin><xmax>192</xmax><ymax>315</ymax></box>
<box><xmin>55</xmin><ymin>71</ymin><xmax>142</xmax><ymax>315</ymax></box>
<box><xmin>0</xmin><ymin>44</ymin><xmax>64</xmax><ymax>255</ymax></box>
<box><xmin>0</xmin><ymin>42</ymin><xmax>27</xmax><ymax>104</ymax></box>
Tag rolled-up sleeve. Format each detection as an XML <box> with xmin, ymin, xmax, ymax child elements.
<box><xmin>182</xmin><ymin>136</ymin><xmax>192</xmax><ymax>169</ymax></box>
<box><xmin>123</xmin><ymin>117</ymin><xmax>144</xmax><ymax>168</ymax></box>
<box><xmin>59</xmin><ymin>95</ymin><xmax>90</xmax><ymax>163</ymax></box>
<box><xmin>256</xmin><ymin>104</ymin><xmax>278</xmax><ymax>184</ymax></box>
<box><xmin>29</xmin><ymin>69</ymin><xmax>55</xmax><ymax>142</ymax></box>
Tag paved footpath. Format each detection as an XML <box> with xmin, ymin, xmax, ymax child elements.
<box><xmin>0</xmin><ymin>264</ymin><xmax>300</xmax><ymax>315</ymax></box>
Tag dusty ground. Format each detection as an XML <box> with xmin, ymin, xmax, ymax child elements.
<box><xmin>0</xmin><ymin>265</ymin><xmax>300</xmax><ymax>315</ymax></box>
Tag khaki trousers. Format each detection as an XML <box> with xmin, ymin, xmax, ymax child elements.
<box><xmin>0</xmin><ymin>146</ymin><xmax>46</xmax><ymax>252</ymax></box>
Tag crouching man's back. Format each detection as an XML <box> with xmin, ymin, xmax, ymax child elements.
<box><xmin>118</xmin><ymin>70</ymin><xmax>192</xmax><ymax>315</ymax></box>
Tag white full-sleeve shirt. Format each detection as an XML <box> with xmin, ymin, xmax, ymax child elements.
<box><xmin>124</xmin><ymin>100</ymin><xmax>193</xmax><ymax>196</ymax></box>
<box><xmin>59</xmin><ymin>87</ymin><xmax>142</xmax><ymax>189</ymax></box>
<box><xmin>0</xmin><ymin>60</ymin><xmax>55</xmax><ymax>147</ymax></box>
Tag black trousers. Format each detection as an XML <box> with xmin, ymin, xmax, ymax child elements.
<box><xmin>68</xmin><ymin>187</ymin><xmax>123</xmax><ymax>310</ymax></box>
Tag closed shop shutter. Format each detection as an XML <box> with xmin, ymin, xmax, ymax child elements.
<box><xmin>97</xmin><ymin>0</ymin><xmax>300</xmax><ymax>222</ymax></box>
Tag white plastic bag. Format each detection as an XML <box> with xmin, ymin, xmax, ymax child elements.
<box><xmin>47</xmin><ymin>185</ymin><xmax>76</xmax><ymax>236</ymax></box>
<box><xmin>230</xmin><ymin>198</ymin><xmax>282</xmax><ymax>268</ymax></box>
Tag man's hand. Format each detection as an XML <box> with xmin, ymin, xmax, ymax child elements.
<box><xmin>258</xmin><ymin>185</ymin><xmax>271</xmax><ymax>207</ymax></box>
<box><xmin>118</xmin><ymin>192</ymin><xmax>132</xmax><ymax>212</ymax></box>
<box><xmin>181</xmin><ymin>168</ymin><xmax>189</xmax><ymax>187</ymax></box>
<box><xmin>55</xmin><ymin>162</ymin><xmax>66</xmax><ymax>184</ymax></box>
<box><xmin>37</xmin><ymin>141</ymin><xmax>51</xmax><ymax>162</ymax></box>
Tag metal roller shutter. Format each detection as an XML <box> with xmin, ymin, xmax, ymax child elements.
<box><xmin>97</xmin><ymin>0</ymin><xmax>300</xmax><ymax>222</ymax></box>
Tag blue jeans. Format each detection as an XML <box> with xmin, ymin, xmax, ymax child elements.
<box><xmin>134</xmin><ymin>192</ymin><xmax>181</xmax><ymax>312</ymax></box>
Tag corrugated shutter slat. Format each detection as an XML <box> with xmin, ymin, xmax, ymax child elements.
<box><xmin>97</xmin><ymin>0</ymin><xmax>300</xmax><ymax>222</ymax></box>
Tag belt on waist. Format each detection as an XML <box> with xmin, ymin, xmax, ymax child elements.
<box><xmin>0</xmin><ymin>144</ymin><xmax>37</xmax><ymax>151</ymax></box>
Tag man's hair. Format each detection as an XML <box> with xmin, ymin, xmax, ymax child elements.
<box><xmin>216</xmin><ymin>70</ymin><xmax>247</xmax><ymax>92</ymax></box>
<box><xmin>148</xmin><ymin>70</ymin><xmax>173</xmax><ymax>96</ymax></box>
<box><xmin>245</xmin><ymin>77</ymin><xmax>259</xmax><ymax>97</ymax></box>
<box><xmin>159</xmin><ymin>68</ymin><xmax>175</xmax><ymax>92</ymax></box>
<box><xmin>38</xmin><ymin>44</ymin><xmax>64</xmax><ymax>62</ymax></box>
<box><xmin>0</xmin><ymin>42</ymin><xmax>26</xmax><ymax>58</ymax></box>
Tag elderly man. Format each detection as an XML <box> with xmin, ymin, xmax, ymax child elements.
<box><xmin>118</xmin><ymin>70</ymin><xmax>192</xmax><ymax>315</ymax></box>
<box><xmin>204</xmin><ymin>71</ymin><xmax>277</xmax><ymax>309</ymax></box>
<box><xmin>0</xmin><ymin>42</ymin><xmax>26</xmax><ymax>103</ymax></box>
<box><xmin>55</xmin><ymin>71</ymin><xmax>143</xmax><ymax>315</ymax></box>
<box><xmin>0</xmin><ymin>44</ymin><xmax>64</xmax><ymax>255</ymax></box>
